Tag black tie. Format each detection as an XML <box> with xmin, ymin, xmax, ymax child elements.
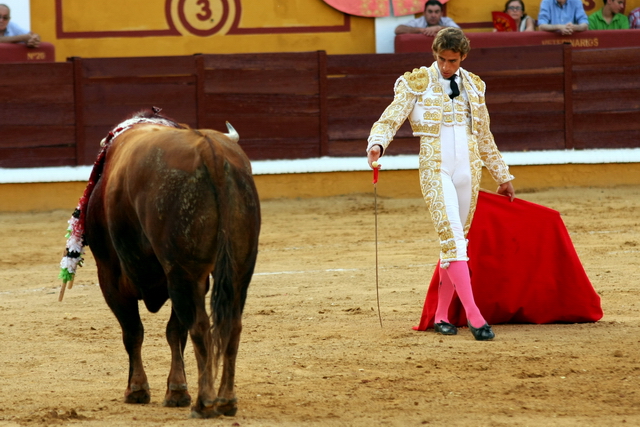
<box><xmin>448</xmin><ymin>75</ymin><xmax>460</xmax><ymax>99</ymax></box>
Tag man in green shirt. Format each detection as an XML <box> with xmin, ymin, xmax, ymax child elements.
<box><xmin>588</xmin><ymin>0</ymin><xmax>629</xmax><ymax>29</ymax></box>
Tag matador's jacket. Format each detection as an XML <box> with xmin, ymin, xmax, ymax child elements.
<box><xmin>367</xmin><ymin>63</ymin><xmax>514</xmax><ymax>264</ymax></box>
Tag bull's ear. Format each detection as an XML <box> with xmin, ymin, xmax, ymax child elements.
<box><xmin>224</xmin><ymin>121</ymin><xmax>239</xmax><ymax>143</ymax></box>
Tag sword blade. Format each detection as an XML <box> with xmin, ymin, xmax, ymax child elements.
<box><xmin>374</xmin><ymin>183</ymin><xmax>382</xmax><ymax>328</ymax></box>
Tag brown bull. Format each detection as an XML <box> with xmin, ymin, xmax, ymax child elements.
<box><xmin>65</xmin><ymin>109</ymin><xmax>260</xmax><ymax>418</ymax></box>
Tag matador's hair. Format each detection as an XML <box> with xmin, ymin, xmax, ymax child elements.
<box><xmin>432</xmin><ymin>27</ymin><xmax>471</xmax><ymax>56</ymax></box>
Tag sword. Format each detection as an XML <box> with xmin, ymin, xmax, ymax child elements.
<box><xmin>372</xmin><ymin>161</ymin><xmax>382</xmax><ymax>328</ymax></box>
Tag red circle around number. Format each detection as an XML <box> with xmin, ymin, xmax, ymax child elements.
<box><xmin>177</xmin><ymin>0</ymin><xmax>230</xmax><ymax>36</ymax></box>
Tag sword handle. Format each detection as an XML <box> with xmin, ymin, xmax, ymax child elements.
<box><xmin>372</xmin><ymin>162</ymin><xmax>380</xmax><ymax>184</ymax></box>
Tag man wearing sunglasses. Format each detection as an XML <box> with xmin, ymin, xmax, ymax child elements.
<box><xmin>0</xmin><ymin>4</ymin><xmax>40</xmax><ymax>47</ymax></box>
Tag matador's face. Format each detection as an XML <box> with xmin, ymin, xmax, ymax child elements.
<box><xmin>434</xmin><ymin>50</ymin><xmax>467</xmax><ymax>79</ymax></box>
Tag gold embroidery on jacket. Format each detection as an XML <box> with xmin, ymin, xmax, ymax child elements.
<box><xmin>367</xmin><ymin>63</ymin><xmax>514</xmax><ymax>262</ymax></box>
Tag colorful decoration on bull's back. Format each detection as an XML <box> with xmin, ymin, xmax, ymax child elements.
<box><xmin>58</xmin><ymin>107</ymin><xmax>183</xmax><ymax>301</ymax></box>
<box><xmin>59</xmin><ymin>208</ymin><xmax>85</xmax><ymax>284</ymax></box>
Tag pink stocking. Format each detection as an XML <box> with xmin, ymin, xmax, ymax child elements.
<box><xmin>445</xmin><ymin>261</ymin><xmax>486</xmax><ymax>328</ymax></box>
<box><xmin>434</xmin><ymin>267</ymin><xmax>455</xmax><ymax>324</ymax></box>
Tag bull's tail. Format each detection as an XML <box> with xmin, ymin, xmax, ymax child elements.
<box><xmin>205</xmin><ymin>128</ymin><xmax>239</xmax><ymax>372</ymax></box>
<box><xmin>210</xmin><ymin>229</ymin><xmax>235</xmax><ymax>370</ymax></box>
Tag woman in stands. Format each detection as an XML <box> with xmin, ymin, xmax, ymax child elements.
<box><xmin>504</xmin><ymin>0</ymin><xmax>535</xmax><ymax>31</ymax></box>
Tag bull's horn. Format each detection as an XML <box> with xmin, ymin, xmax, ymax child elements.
<box><xmin>224</xmin><ymin>121</ymin><xmax>239</xmax><ymax>143</ymax></box>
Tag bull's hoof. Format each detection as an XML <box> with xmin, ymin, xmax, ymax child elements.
<box><xmin>125</xmin><ymin>383</ymin><xmax>150</xmax><ymax>404</ymax></box>
<box><xmin>215</xmin><ymin>398</ymin><xmax>238</xmax><ymax>416</ymax></box>
<box><xmin>163</xmin><ymin>389</ymin><xmax>191</xmax><ymax>408</ymax></box>
<box><xmin>124</xmin><ymin>389</ymin><xmax>150</xmax><ymax>404</ymax></box>
<box><xmin>189</xmin><ymin>406</ymin><xmax>221</xmax><ymax>419</ymax></box>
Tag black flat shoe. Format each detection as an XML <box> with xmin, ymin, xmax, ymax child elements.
<box><xmin>434</xmin><ymin>321</ymin><xmax>458</xmax><ymax>335</ymax></box>
<box><xmin>467</xmin><ymin>322</ymin><xmax>495</xmax><ymax>341</ymax></box>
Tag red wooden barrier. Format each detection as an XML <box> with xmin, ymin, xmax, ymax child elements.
<box><xmin>571</xmin><ymin>47</ymin><xmax>640</xmax><ymax>149</ymax></box>
<box><xmin>198</xmin><ymin>52</ymin><xmax>324</xmax><ymax>160</ymax></box>
<box><xmin>395</xmin><ymin>30</ymin><xmax>640</xmax><ymax>53</ymax></box>
<box><xmin>70</xmin><ymin>56</ymin><xmax>198</xmax><ymax>164</ymax></box>
<box><xmin>0</xmin><ymin>46</ymin><xmax>639</xmax><ymax>169</ymax></box>
<box><xmin>0</xmin><ymin>42</ymin><xmax>56</xmax><ymax>63</ymax></box>
<box><xmin>0</xmin><ymin>62</ymin><xmax>75</xmax><ymax>167</ymax></box>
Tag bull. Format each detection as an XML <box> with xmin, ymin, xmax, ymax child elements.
<box><xmin>60</xmin><ymin>108</ymin><xmax>261</xmax><ymax>418</ymax></box>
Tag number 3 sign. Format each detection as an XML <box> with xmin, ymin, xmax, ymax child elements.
<box><xmin>174</xmin><ymin>0</ymin><xmax>232</xmax><ymax>36</ymax></box>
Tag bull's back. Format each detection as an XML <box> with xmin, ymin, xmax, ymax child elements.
<box><xmin>96</xmin><ymin>125</ymin><xmax>259</xmax><ymax>282</ymax></box>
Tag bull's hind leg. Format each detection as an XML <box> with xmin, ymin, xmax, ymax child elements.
<box><xmin>163</xmin><ymin>308</ymin><xmax>192</xmax><ymax>407</ymax></box>
<box><xmin>188</xmin><ymin>302</ymin><xmax>219</xmax><ymax>418</ymax></box>
<box><xmin>168</xmin><ymin>281</ymin><xmax>218</xmax><ymax>418</ymax></box>
<box><xmin>107</xmin><ymin>297</ymin><xmax>151</xmax><ymax>404</ymax></box>
<box><xmin>214</xmin><ymin>315</ymin><xmax>242</xmax><ymax>416</ymax></box>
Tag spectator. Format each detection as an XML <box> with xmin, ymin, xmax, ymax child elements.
<box><xmin>0</xmin><ymin>3</ymin><xmax>40</xmax><ymax>47</ymax></box>
<box><xmin>630</xmin><ymin>7</ymin><xmax>640</xmax><ymax>29</ymax></box>
<box><xmin>588</xmin><ymin>0</ymin><xmax>629</xmax><ymax>29</ymax></box>
<box><xmin>503</xmin><ymin>0</ymin><xmax>535</xmax><ymax>31</ymax></box>
<box><xmin>395</xmin><ymin>0</ymin><xmax>460</xmax><ymax>37</ymax></box>
<box><xmin>538</xmin><ymin>0</ymin><xmax>589</xmax><ymax>35</ymax></box>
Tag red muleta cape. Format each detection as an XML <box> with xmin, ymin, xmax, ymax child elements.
<box><xmin>414</xmin><ymin>191</ymin><xmax>603</xmax><ymax>330</ymax></box>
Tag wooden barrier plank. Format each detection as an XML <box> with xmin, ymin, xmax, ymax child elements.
<box><xmin>0</xmin><ymin>126</ymin><xmax>75</xmax><ymax>149</ymax></box>
<box><xmin>81</xmin><ymin>56</ymin><xmax>196</xmax><ymax>78</ymax></box>
<box><xmin>574</xmin><ymin>111</ymin><xmax>640</xmax><ymax>133</ymax></box>
<box><xmin>318</xmin><ymin>50</ymin><xmax>328</xmax><ymax>157</ymax></box>
<box><xmin>239</xmin><ymin>138</ymin><xmax>321</xmax><ymax>160</ymax></box>
<box><xmin>574</xmin><ymin>129</ymin><xmax>640</xmax><ymax>149</ymax></box>
<box><xmin>203</xmin><ymin>52</ymin><xmax>319</xmax><ymax>70</ymax></box>
<box><xmin>201</xmin><ymin>114</ymin><xmax>320</xmax><ymax>139</ymax></box>
<box><xmin>203</xmin><ymin>69</ymin><xmax>318</xmax><ymax>95</ymax></box>
<box><xmin>572</xmin><ymin>47</ymin><xmax>640</xmax><ymax>69</ymax></box>
<box><xmin>203</xmin><ymin>93</ymin><xmax>319</xmax><ymax>115</ymax></box>
<box><xmin>0</xmin><ymin>63</ymin><xmax>72</xmax><ymax>84</ymax></box>
<box><xmin>562</xmin><ymin>44</ymin><xmax>574</xmax><ymax>150</ymax></box>
<box><xmin>574</xmin><ymin>89</ymin><xmax>640</xmax><ymax>113</ymax></box>
<box><xmin>83</xmin><ymin>102</ymin><xmax>197</xmax><ymax>127</ymax></box>
<box><xmin>0</xmin><ymin>84</ymin><xmax>74</xmax><ymax>104</ymax></box>
<box><xmin>327</xmin><ymin>74</ymin><xmax>403</xmax><ymax>97</ymax></box>
<box><xmin>490</xmin><ymin>113</ymin><xmax>565</xmax><ymax>133</ymax></box>
<box><xmin>0</xmin><ymin>104</ymin><xmax>75</xmax><ymax>126</ymax></box>
<box><xmin>82</xmin><ymin>82</ymin><xmax>196</xmax><ymax>105</ymax></box>
<box><xmin>327</xmin><ymin>53</ymin><xmax>427</xmax><ymax>76</ymax></box>
<box><xmin>572</xmin><ymin>68</ymin><xmax>640</xmax><ymax>92</ymax></box>
<box><xmin>493</xmin><ymin>131</ymin><xmax>566</xmax><ymax>151</ymax></box>
<box><xmin>0</xmin><ymin>146</ymin><xmax>76</xmax><ymax>168</ymax></box>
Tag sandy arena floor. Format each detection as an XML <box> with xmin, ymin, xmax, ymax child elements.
<box><xmin>0</xmin><ymin>185</ymin><xmax>639</xmax><ymax>426</ymax></box>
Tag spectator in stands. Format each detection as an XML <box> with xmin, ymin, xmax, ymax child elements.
<box><xmin>588</xmin><ymin>0</ymin><xmax>629</xmax><ymax>29</ymax></box>
<box><xmin>0</xmin><ymin>4</ymin><xmax>40</xmax><ymax>47</ymax></box>
<box><xmin>630</xmin><ymin>7</ymin><xmax>640</xmax><ymax>29</ymax></box>
<box><xmin>395</xmin><ymin>0</ymin><xmax>460</xmax><ymax>37</ymax></box>
<box><xmin>537</xmin><ymin>0</ymin><xmax>589</xmax><ymax>35</ymax></box>
<box><xmin>504</xmin><ymin>0</ymin><xmax>535</xmax><ymax>31</ymax></box>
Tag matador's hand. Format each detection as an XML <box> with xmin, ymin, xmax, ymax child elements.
<box><xmin>367</xmin><ymin>145</ymin><xmax>382</xmax><ymax>169</ymax></box>
<box><xmin>497</xmin><ymin>181</ymin><xmax>515</xmax><ymax>202</ymax></box>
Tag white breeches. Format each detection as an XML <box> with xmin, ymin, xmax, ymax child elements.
<box><xmin>439</xmin><ymin>124</ymin><xmax>472</xmax><ymax>261</ymax></box>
